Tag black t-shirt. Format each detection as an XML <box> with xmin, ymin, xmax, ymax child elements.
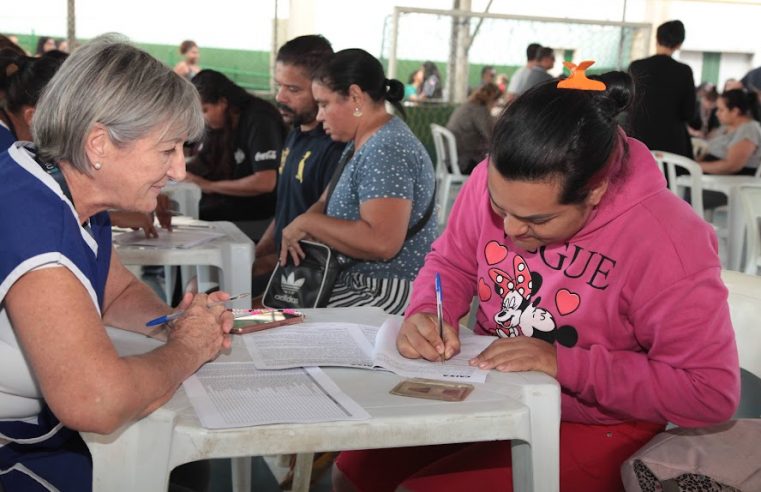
<box><xmin>274</xmin><ymin>124</ymin><xmax>346</xmax><ymax>248</ymax></box>
<box><xmin>197</xmin><ymin>97</ymin><xmax>287</xmax><ymax>221</ymax></box>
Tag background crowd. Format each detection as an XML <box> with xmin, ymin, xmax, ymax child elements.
<box><xmin>0</xmin><ymin>14</ymin><xmax>757</xmax><ymax>491</ymax></box>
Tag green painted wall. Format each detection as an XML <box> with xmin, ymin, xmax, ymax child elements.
<box><xmin>701</xmin><ymin>52</ymin><xmax>721</xmax><ymax>85</ymax></box>
<box><xmin>12</xmin><ymin>33</ymin><xmax>619</xmax><ymax>93</ymax></box>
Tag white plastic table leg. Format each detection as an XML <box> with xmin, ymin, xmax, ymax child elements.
<box><xmin>291</xmin><ymin>452</ymin><xmax>314</xmax><ymax>492</ymax></box>
<box><xmin>512</xmin><ymin>376</ymin><xmax>560</xmax><ymax>491</ymax></box>
<box><xmin>231</xmin><ymin>457</ymin><xmax>252</xmax><ymax>492</ymax></box>
<box><xmin>84</xmin><ymin>409</ymin><xmax>176</xmax><ymax>491</ymax></box>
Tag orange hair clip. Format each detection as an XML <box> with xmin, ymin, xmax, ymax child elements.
<box><xmin>557</xmin><ymin>61</ymin><xmax>606</xmax><ymax>91</ymax></box>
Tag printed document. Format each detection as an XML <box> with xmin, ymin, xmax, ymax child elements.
<box><xmin>182</xmin><ymin>364</ymin><xmax>370</xmax><ymax>429</ymax></box>
<box><xmin>113</xmin><ymin>229</ymin><xmax>225</xmax><ymax>249</ymax></box>
<box><xmin>243</xmin><ymin>319</ymin><xmax>494</xmax><ymax>383</ymax></box>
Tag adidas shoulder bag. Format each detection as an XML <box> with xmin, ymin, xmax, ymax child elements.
<box><xmin>262</xmin><ymin>240</ymin><xmax>340</xmax><ymax>309</ymax></box>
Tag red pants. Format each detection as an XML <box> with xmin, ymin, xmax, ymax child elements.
<box><xmin>335</xmin><ymin>421</ymin><xmax>663</xmax><ymax>492</ymax></box>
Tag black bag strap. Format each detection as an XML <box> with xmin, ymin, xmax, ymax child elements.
<box><xmin>324</xmin><ymin>145</ymin><xmax>355</xmax><ymax>210</ymax></box>
<box><xmin>405</xmin><ymin>184</ymin><xmax>436</xmax><ymax>240</ymax></box>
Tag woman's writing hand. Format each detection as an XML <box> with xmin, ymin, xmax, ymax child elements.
<box><xmin>397</xmin><ymin>312</ymin><xmax>460</xmax><ymax>362</ymax></box>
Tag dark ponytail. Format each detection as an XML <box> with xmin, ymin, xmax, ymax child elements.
<box><xmin>192</xmin><ymin>69</ymin><xmax>254</xmax><ymax>110</ymax></box>
<box><xmin>1</xmin><ymin>53</ymin><xmax>64</xmax><ymax>113</ymax></box>
<box><xmin>315</xmin><ymin>48</ymin><xmax>406</xmax><ymax>119</ymax></box>
<box><xmin>490</xmin><ymin>71</ymin><xmax>634</xmax><ymax>204</ymax></box>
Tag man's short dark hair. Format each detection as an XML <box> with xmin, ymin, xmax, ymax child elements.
<box><xmin>481</xmin><ymin>65</ymin><xmax>495</xmax><ymax>77</ymax></box>
<box><xmin>537</xmin><ymin>47</ymin><xmax>555</xmax><ymax>61</ymax></box>
<box><xmin>656</xmin><ymin>20</ymin><xmax>685</xmax><ymax>49</ymax></box>
<box><xmin>276</xmin><ymin>35</ymin><xmax>333</xmax><ymax>78</ymax></box>
<box><xmin>527</xmin><ymin>43</ymin><xmax>542</xmax><ymax>62</ymax></box>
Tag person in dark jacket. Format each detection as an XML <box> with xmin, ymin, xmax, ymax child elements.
<box><xmin>628</xmin><ymin>20</ymin><xmax>696</xmax><ymax>158</ymax></box>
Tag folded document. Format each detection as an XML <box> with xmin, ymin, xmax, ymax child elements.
<box><xmin>243</xmin><ymin>318</ymin><xmax>495</xmax><ymax>383</ymax></box>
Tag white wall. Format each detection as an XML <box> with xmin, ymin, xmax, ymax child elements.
<box><xmin>718</xmin><ymin>52</ymin><xmax>754</xmax><ymax>88</ymax></box>
<box><xmin>678</xmin><ymin>49</ymin><xmax>703</xmax><ymax>83</ymax></box>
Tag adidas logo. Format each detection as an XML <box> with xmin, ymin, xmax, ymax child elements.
<box><xmin>281</xmin><ymin>272</ymin><xmax>305</xmax><ymax>295</ymax></box>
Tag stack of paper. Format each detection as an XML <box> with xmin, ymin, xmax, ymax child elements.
<box><xmin>183</xmin><ymin>365</ymin><xmax>369</xmax><ymax>429</ymax></box>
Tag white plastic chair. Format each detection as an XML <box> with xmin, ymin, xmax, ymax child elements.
<box><xmin>143</xmin><ymin>182</ymin><xmax>203</xmax><ymax>302</ymax></box>
<box><xmin>723</xmin><ymin>270</ymin><xmax>761</xmax><ymax>381</ymax></box>
<box><xmin>621</xmin><ymin>271</ymin><xmax>761</xmax><ymax>491</ymax></box>
<box><xmin>430</xmin><ymin>124</ymin><xmax>466</xmax><ymax>227</ymax></box>
<box><xmin>651</xmin><ymin>151</ymin><xmax>705</xmax><ymax>219</ymax></box>
<box><xmin>738</xmin><ymin>184</ymin><xmax>761</xmax><ymax>275</ymax></box>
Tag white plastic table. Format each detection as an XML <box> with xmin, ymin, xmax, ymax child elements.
<box><xmin>84</xmin><ymin>308</ymin><xmax>560</xmax><ymax>492</ymax></box>
<box><xmin>676</xmin><ymin>175</ymin><xmax>760</xmax><ymax>270</ymax></box>
<box><xmin>114</xmin><ymin>220</ymin><xmax>254</xmax><ymax>310</ymax></box>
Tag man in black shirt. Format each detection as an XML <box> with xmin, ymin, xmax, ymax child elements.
<box><xmin>629</xmin><ymin>20</ymin><xmax>696</xmax><ymax>158</ymax></box>
<box><xmin>253</xmin><ymin>35</ymin><xmax>346</xmax><ymax>289</ymax></box>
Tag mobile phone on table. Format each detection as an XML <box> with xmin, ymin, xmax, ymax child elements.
<box><xmin>229</xmin><ymin>308</ymin><xmax>305</xmax><ymax>334</ymax></box>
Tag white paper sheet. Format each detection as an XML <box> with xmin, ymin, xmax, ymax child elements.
<box><xmin>373</xmin><ymin>318</ymin><xmax>493</xmax><ymax>383</ymax></box>
<box><xmin>243</xmin><ymin>320</ymin><xmax>493</xmax><ymax>383</ymax></box>
<box><xmin>182</xmin><ymin>363</ymin><xmax>369</xmax><ymax>429</ymax></box>
<box><xmin>113</xmin><ymin>229</ymin><xmax>225</xmax><ymax>249</ymax></box>
<box><xmin>243</xmin><ymin>322</ymin><xmax>377</xmax><ymax>369</ymax></box>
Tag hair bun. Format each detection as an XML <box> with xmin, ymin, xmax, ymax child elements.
<box><xmin>595</xmin><ymin>71</ymin><xmax>634</xmax><ymax>118</ymax></box>
<box><xmin>385</xmin><ymin>78</ymin><xmax>404</xmax><ymax>103</ymax></box>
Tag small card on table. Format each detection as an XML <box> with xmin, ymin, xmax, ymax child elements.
<box><xmin>390</xmin><ymin>378</ymin><xmax>474</xmax><ymax>402</ymax></box>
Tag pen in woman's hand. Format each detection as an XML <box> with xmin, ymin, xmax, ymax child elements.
<box><xmin>145</xmin><ymin>293</ymin><xmax>250</xmax><ymax>327</ymax></box>
<box><xmin>435</xmin><ymin>273</ymin><xmax>444</xmax><ymax>363</ymax></box>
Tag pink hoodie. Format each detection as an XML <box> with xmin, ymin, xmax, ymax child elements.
<box><xmin>407</xmin><ymin>137</ymin><xmax>739</xmax><ymax>427</ymax></box>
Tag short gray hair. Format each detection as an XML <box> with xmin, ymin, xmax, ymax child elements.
<box><xmin>32</xmin><ymin>34</ymin><xmax>205</xmax><ymax>172</ymax></box>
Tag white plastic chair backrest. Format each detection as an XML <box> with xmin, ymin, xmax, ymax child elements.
<box><xmin>738</xmin><ymin>184</ymin><xmax>761</xmax><ymax>274</ymax></box>
<box><xmin>651</xmin><ymin>151</ymin><xmax>704</xmax><ymax>218</ymax></box>
<box><xmin>721</xmin><ymin>270</ymin><xmax>761</xmax><ymax>379</ymax></box>
<box><xmin>430</xmin><ymin>124</ymin><xmax>463</xmax><ymax>178</ymax></box>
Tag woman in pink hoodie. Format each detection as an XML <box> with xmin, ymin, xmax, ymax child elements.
<box><xmin>333</xmin><ymin>72</ymin><xmax>740</xmax><ymax>491</ymax></box>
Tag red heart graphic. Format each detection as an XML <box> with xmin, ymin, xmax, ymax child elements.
<box><xmin>478</xmin><ymin>277</ymin><xmax>492</xmax><ymax>302</ymax></box>
<box><xmin>485</xmin><ymin>240</ymin><xmax>508</xmax><ymax>266</ymax></box>
<box><xmin>555</xmin><ymin>289</ymin><xmax>580</xmax><ymax>315</ymax></box>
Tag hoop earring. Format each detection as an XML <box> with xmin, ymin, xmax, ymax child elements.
<box><xmin>93</xmin><ymin>162</ymin><xmax>102</xmax><ymax>170</ymax></box>
<box><xmin>353</xmin><ymin>107</ymin><xmax>363</xmax><ymax>117</ymax></box>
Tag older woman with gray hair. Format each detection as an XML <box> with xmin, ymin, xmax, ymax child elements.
<box><xmin>0</xmin><ymin>35</ymin><xmax>232</xmax><ymax>491</ymax></box>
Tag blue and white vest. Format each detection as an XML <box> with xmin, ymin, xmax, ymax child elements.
<box><xmin>0</xmin><ymin>142</ymin><xmax>111</xmax><ymax>491</ymax></box>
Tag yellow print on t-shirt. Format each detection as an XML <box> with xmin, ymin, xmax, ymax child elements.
<box><xmin>278</xmin><ymin>148</ymin><xmax>290</xmax><ymax>175</ymax></box>
<box><xmin>296</xmin><ymin>151</ymin><xmax>312</xmax><ymax>183</ymax></box>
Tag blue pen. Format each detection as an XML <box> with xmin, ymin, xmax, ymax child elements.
<box><xmin>435</xmin><ymin>273</ymin><xmax>444</xmax><ymax>363</ymax></box>
<box><xmin>145</xmin><ymin>293</ymin><xmax>250</xmax><ymax>327</ymax></box>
